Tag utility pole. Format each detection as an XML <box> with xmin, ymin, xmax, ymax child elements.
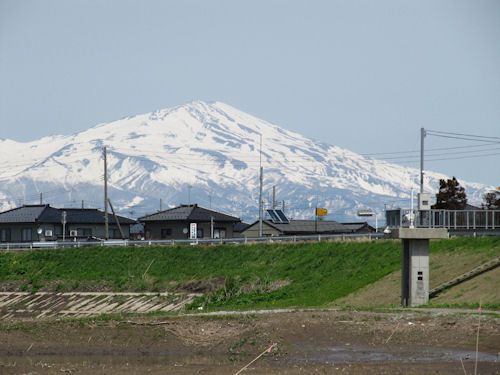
<box><xmin>420</xmin><ymin>127</ymin><xmax>426</xmax><ymax>194</ymax></box>
<box><xmin>108</xmin><ymin>198</ymin><xmax>125</xmax><ymax>239</ymax></box>
<box><xmin>210</xmin><ymin>216</ymin><xmax>214</xmax><ymax>239</ymax></box>
<box><xmin>81</xmin><ymin>200</ymin><xmax>84</xmax><ymax>209</ymax></box>
<box><xmin>160</xmin><ymin>198</ymin><xmax>163</xmax><ymax>211</ymax></box>
<box><xmin>282</xmin><ymin>200</ymin><xmax>285</xmax><ymax>213</ymax></box>
<box><xmin>61</xmin><ymin>211</ymin><xmax>67</xmax><ymax>242</ymax></box>
<box><xmin>209</xmin><ymin>194</ymin><xmax>212</xmax><ymax>210</ymax></box>
<box><xmin>103</xmin><ymin>146</ymin><xmax>109</xmax><ymax>240</ymax></box>
<box><xmin>39</xmin><ymin>193</ymin><xmax>43</xmax><ymax>205</ymax></box>
<box><xmin>258</xmin><ymin>134</ymin><xmax>263</xmax><ymax>237</ymax></box>
<box><xmin>272</xmin><ymin>186</ymin><xmax>276</xmax><ymax>209</ymax></box>
<box><xmin>188</xmin><ymin>185</ymin><xmax>192</xmax><ymax>206</ymax></box>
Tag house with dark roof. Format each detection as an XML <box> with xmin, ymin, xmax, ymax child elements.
<box><xmin>0</xmin><ymin>205</ymin><xmax>135</xmax><ymax>242</ymax></box>
<box><xmin>138</xmin><ymin>204</ymin><xmax>241</xmax><ymax>240</ymax></box>
<box><xmin>233</xmin><ymin>222</ymin><xmax>251</xmax><ymax>238</ymax></box>
<box><xmin>241</xmin><ymin>219</ymin><xmax>374</xmax><ymax>238</ymax></box>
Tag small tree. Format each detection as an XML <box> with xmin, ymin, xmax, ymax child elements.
<box><xmin>482</xmin><ymin>191</ymin><xmax>500</xmax><ymax>209</ymax></box>
<box><xmin>432</xmin><ymin>177</ymin><xmax>468</xmax><ymax>210</ymax></box>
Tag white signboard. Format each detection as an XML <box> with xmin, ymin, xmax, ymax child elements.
<box><xmin>190</xmin><ymin>223</ymin><xmax>197</xmax><ymax>239</ymax></box>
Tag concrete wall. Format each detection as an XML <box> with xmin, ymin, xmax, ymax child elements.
<box><xmin>143</xmin><ymin>221</ymin><xmax>236</xmax><ymax>240</ymax></box>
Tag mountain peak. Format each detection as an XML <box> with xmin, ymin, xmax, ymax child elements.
<box><xmin>0</xmin><ymin>102</ymin><xmax>490</xmax><ymax>221</ymax></box>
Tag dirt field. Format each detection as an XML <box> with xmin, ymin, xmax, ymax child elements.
<box><xmin>0</xmin><ymin>309</ymin><xmax>498</xmax><ymax>374</ymax></box>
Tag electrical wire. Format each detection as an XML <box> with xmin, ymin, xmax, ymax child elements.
<box><xmin>426</xmin><ymin>129</ymin><xmax>500</xmax><ymax>140</ymax></box>
<box><xmin>426</xmin><ymin>133</ymin><xmax>500</xmax><ymax>143</ymax></box>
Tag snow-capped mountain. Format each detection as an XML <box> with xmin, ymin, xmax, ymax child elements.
<box><xmin>0</xmin><ymin>101</ymin><xmax>491</xmax><ymax>223</ymax></box>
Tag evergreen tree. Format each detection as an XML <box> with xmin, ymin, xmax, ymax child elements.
<box><xmin>482</xmin><ymin>191</ymin><xmax>500</xmax><ymax>209</ymax></box>
<box><xmin>432</xmin><ymin>177</ymin><xmax>468</xmax><ymax>210</ymax></box>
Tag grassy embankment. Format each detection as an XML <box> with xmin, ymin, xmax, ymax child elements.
<box><xmin>0</xmin><ymin>237</ymin><xmax>498</xmax><ymax>310</ymax></box>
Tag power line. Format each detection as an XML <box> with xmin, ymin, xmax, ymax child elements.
<box><xmin>426</xmin><ymin>129</ymin><xmax>500</xmax><ymax>140</ymax></box>
<box><xmin>362</xmin><ymin>141</ymin><xmax>500</xmax><ymax>156</ymax></box>
<box><xmin>369</xmin><ymin>147</ymin><xmax>500</xmax><ymax>161</ymax></box>
<box><xmin>426</xmin><ymin>133</ymin><xmax>500</xmax><ymax>144</ymax></box>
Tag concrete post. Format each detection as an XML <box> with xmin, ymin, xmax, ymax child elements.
<box><xmin>390</xmin><ymin>228</ymin><xmax>448</xmax><ymax>307</ymax></box>
<box><xmin>401</xmin><ymin>239</ymin><xmax>430</xmax><ymax>306</ymax></box>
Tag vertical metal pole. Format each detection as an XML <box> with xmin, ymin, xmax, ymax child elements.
<box><xmin>272</xmin><ymin>186</ymin><xmax>276</xmax><ymax>209</ymax></box>
<box><xmin>258</xmin><ymin>134</ymin><xmax>263</xmax><ymax>237</ymax></box>
<box><xmin>81</xmin><ymin>200</ymin><xmax>84</xmax><ymax>209</ymax></box>
<box><xmin>315</xmin><ymin>208</ymin><xmax>318</xmax><ymax>233</ymax></box>
<box><xmin>40</xmin><ymin>192</ymin><xmax>42</xmax><ymax>205</ymax></box>
<box><xmin>410</xmin><ymin>188</ymin><xmax>414</xmax><ymax>228</ymax></box>
<box><xmin>211</xmin><ymin>216</ymin><xmax>214</xmax><ymax>239</ymax></box>
<box><xmin>282</xmin><ymin>200</ymin><xmax>285</xmax><ymax>212</ymax></box>
<box><xmin>259</xmin><ymin>166</ymin><xmax>263</xmax><ymax>237</ymax></box>
<box><xmin>420</xmin><ymin>127</ymin><xmax>426</xmax><ymax>194</ymax></box>
<box><xmin>103</xmin><ymin>146</ymin><xmax>109</xmax><ymax>240</ymax></box>
<box><xmin>62</xmin><ymin>211</ymin><xmax>67</xmax><ymax>242</ymax></box>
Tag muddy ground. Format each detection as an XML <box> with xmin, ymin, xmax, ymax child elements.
<box><xmin>0</xmin><ymin>309</ymin><xmax>499</xmax><ymax>374</ymax></box>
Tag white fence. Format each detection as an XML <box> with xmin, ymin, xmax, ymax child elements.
<box><xmin>0</xmin><ymin>232</ymin><xmax>384</xmax><ymax>251</ymax></box>
<box><xmin>386</xmin><ymin>209</ymin><xmax>500</xmax><ymax>230</ymax></box>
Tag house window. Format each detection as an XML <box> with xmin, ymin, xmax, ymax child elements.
<box><xmin>22</xmin><ymin>228</ymin><xmax>32</xmax><ymax>241</ymax></box>
<box><xmin>0</xmin><ymin>228</ymin><xmax>11</xmax><ymax>242</ymax></box>
<box><xmin>197</xmin><ymin>228</ymin><xmax>204</xmax><ymax>238</ymax></box>
<box><xmin>161</xmin><ymin>228</ymin><xmax>172</xmax><ymax>239</ymax></box>
<box><xmin>213</xmin><ymin>228</ymin><xmax>226</xmax><ymax>239</ymax></box>
<box><xmin>78</xmin><ymin>228</ymin><xmax>92</xmax><ymax>237</ymax></box>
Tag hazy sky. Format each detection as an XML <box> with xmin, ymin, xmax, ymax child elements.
<box><xmin>1</xmin><ymin>0</ymin><xmax>499</xmax><ymax>186</ymax></box>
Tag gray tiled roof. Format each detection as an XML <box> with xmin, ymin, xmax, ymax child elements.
<box><xmin>59</xmin><ymin>208</ymin><xmax>136</xmax><ymax>225</ymax></box>
<box><xmin>0</xmin><ymin>205</ymin><xmax>56</xmax><ymax>223</ymax></box>
<box><xmin>265</xmin><ymin>219</ymin><xmax>348</xmax><ymax>233</ymax></box>
<box><xmin>0</xmin><ymin>205</ymin><xmax>135</xmax><ymax>225</ymax></box>
<box><xmin>341</xmin><ymin>222</ymin><xmax>372</xmax><ymax>231</ymax></box>
<box><xmin>233</xmin><ymin>222</ymin><xmax>250</xmax><ymax>233</ymax></box>
<box><xmin>246</xmin><ymin>219</ymin><xmax>370</xmax><ymax>234</ymax></box>
<box><xmin>139</xmin><ymin>204</ymin><xmax>240</xmax><ymax>223</ymax></box>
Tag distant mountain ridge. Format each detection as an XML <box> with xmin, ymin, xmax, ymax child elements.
<box><xmin>0</xmin><ymin>101</ymin><xmax>491</xmax><ymax>222</ymax></box>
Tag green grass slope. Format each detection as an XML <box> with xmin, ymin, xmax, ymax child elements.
<box><xmin>0</xmin><ymin>237</ymin><xmax>498</xmax><ymax>310</ymax></box>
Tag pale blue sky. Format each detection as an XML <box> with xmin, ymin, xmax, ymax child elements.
<box><xmin>0</xmin><ymin>0</ymin><xmax>499</xmax><ymax>185</ymax></box>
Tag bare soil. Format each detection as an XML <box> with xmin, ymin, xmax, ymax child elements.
<box><xmin>0</xmin><ymin>309</ymin><xmax>499</xmax><ymax>374</ymax></box>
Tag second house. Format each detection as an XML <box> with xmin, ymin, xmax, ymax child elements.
<box><xmin>139</xmin><ymin>204</ymin><xmax>241</xmax><ymax>240</ymax></box>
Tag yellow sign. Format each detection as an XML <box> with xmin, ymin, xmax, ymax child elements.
<box><xmin>497</xmin><ymin>186</ymin><xmax>500</xmax><ymax>191</ymax></box>
<box><xmin>316</xmin><ymin>207</ymin><xmax>328</xmax><ymax>217</ymax></box>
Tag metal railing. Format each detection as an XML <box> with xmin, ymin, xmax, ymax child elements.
<box><xmin>386</xmin><ymin>209</ymin><xmax>500</xmax><ymax>230</ymax></box>
<box><xmin>0</xmin><ymin>232</ymin><xmax>384</xmax><ymax>251</ymax></box>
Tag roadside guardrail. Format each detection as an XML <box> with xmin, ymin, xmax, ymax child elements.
<box><xmin>0</xmin><ymin>232</ymin><xmax>384</xmax><ymax>251</ymax></box>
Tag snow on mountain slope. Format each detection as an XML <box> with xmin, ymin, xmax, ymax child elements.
<box><xmin>0</xmin><ymin>101</ymin><xmax>492</xmax><ymax>222</ymax></box>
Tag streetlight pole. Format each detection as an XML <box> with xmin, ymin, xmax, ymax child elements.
<box><xmin>420</xmin><ymin>127</ymin><xmax>426</xmax><ymax>194</ymax></box>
